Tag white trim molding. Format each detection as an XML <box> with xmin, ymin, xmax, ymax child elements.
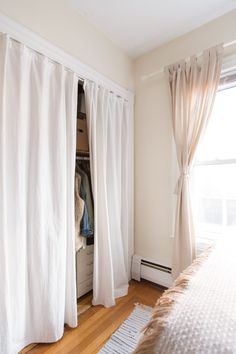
<box><xmin>132</xmin><ymin>255</ymin><xmax>173</xmax><ymax>288</ymax></box>
<box><xmin>0</xmin><ymin>12</ymin><xmax>134</xmax><ymax>103</ymax></box>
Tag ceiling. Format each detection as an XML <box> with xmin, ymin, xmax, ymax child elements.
<box><xmin>71</xmin><ymin>0</ymin><xmax>236</xmax><ymax>58</ymax></box>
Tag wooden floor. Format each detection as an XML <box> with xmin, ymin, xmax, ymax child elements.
<box><xmin>21</xmin><ymin>280</ymin><xmax>163</xmax><ymax>354</ymax></box>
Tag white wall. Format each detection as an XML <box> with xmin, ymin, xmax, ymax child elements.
<box><xmin>0</xmin><ymin>0</ymin><xmax>134</xmax><ymax>90</ymax></box>
<box><xmin>134</xmin><ymin>10</ymin><xmax>236</xmax><ymax>267</ymax></box>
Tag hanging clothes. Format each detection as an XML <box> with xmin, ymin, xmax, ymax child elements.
<box><xmin>80</xmin><ymin>161</ymin><xmax>94</xmax><ymax>204</ymax></box>
<box><xmin>80</xmin><ymin>195</ymin><xmax>91</xmax><ymax>237</ymax></box>
<box><xmin>79</xmin><ymin>161</ymin><xmax>95</xmax><ymax>245</ymax></box>
<box><xmin>76</xmin><ymin>163</ymin><xmax>94</xmax><ymax>236</ymax></box>
<box><xmin>75</xmin><ymin>173</ymin><xmax>86</xmax><ymax>251</ymax></box>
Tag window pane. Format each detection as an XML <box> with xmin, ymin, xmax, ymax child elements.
<box><xmin>193</xmin><ymin>84</ymin><xmax>236</xmax><ymax>244</ymax></box>
<box><xmin>196</xmin><ymin>86</ymin><xmax>236</xmax><ymax>161</ymax></box>
<box><xmin>197</xmin><ymin>199</ymin><xmax>222</xmax><ymax>225</ymax></box>
<box><xmin>227</xmin><ymin>200</ymin><xmax>236</xmax><ymax>226</ymax></box>
<box><xmin>192</xmin><ymin>164</ymin><xmax>236</xmax><ymax>240</ymax></box>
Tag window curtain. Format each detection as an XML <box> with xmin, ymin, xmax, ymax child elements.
<box><xmin>0</xmin><ymin>34</ymin><xmax>78</xmax><ymax>354</ymax></box>
<box><xmin>84</xmin><ymin>81</ymin><xmax>129</xmax><ymax>307</ymax></box>
<box><xmin>165</xmin><ymin>45</ymin><xmax>223</xmax><ymax>279</ymax></box>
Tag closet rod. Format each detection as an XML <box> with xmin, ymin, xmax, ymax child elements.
<box><xmin>78</xmin><ymin>77</ymin><xmax>127</xmax><ymax>101</ymax></box>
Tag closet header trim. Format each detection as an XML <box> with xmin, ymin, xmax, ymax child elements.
<box><xmin>0</xmin><ymin>12</ymin><xmax>134</xmax><ymax>103</ymax></box>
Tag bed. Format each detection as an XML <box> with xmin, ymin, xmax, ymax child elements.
<box><xmin>134</xmin><ymin>236</ymin><xmax>236</xmax><ymax>354</ymax></box>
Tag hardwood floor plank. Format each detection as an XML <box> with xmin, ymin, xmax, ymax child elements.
<box><xmin>22</xmin><ymin>280</ymin><xmax>163</xmax><ymax>354</ymax></box>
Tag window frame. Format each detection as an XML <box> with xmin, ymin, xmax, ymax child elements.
<box><xmin>193</xmin><ymin>74</ymin><xmax>236</xmax><ymax>249</ymax></box>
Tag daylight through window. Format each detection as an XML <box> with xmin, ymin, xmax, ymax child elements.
<box><xmin>192</xmin><ymin>84</ymin><xmax>236</xmax><ymax>244</ymax></box>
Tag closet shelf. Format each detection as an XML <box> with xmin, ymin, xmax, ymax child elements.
<box><xmin>76</xmin><ymin>155</ymin><xmax>90</xmax><ymax>161</ymax></box>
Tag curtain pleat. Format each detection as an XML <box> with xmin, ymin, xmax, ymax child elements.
<box><xmin>165</xmin><ymin>45</ymin><xmax>223</xmax><ymax>278</ymax></box>
<box><xmin>0</xmin><ymin>34</ymin><xmax>78</xmax><ymax>354</ymax></box>
<box><xmin>84</xmin><ymin>81</ymin><xmax>129</xmax><ymax>307</ymax></box>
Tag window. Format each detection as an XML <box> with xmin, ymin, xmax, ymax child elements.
<box><xmin>192</xmin><ymin>83</ymin><xmax>236</xmax><ymax>246</ymax></box>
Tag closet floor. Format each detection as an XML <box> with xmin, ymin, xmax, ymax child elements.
<box><xmin>21</xmin><ymin>280</ymin><xmax>164</xmax><ymax>354</ymax></box>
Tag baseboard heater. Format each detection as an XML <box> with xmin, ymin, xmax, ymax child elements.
<box><xmin>141</xmin><ymin>259</ymin><xmax>171</xmax><ymax>273</ymax></box>
<box><xmin>131</xmin><ymin>255</ymin><xmax>173</xmax><ymax>288</ymax></box>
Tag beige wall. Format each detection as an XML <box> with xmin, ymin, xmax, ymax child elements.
<box><xmin>0</xmin><ymin>0</ymin><xmax>134</xmax><ymax>90</ymax></box>
<box><xmin>134</xmin><ymin>10</ymin><xmax>236</xmax><ymax>266</ymax></box>
<box><xmin>1</xmin><ymin>2</ymin><xmax>236</xmax><ymax>268</ymax></box>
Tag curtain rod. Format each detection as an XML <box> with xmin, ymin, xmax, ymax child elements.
<box><xmin>141</xmin><ymin>39</ymin><xmax>236</xmax><ymax>82</ymax></box>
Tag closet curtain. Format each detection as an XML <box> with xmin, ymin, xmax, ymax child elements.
<box><xmin>84</xmin><ymin>82</ymin><xmax>129</xmax><ymax>307</ymax></box>
<box><xmin>165</xmin><ymin>45</ymin><xmax>223</xmax><ymax>278</ymax></box>
<box><xmin>0</xmin><ymin>34</ymin><xmax>78</xmax><ymax>354</ymax></box>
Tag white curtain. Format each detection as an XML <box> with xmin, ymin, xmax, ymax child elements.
<box><xmin>165</xmin><ymin>45</ymin><xmax>223</xmax><ymax>278</ymax></box>
<box><xmin>0</xmin><ymin>34</ymin><xmax>78</xmax><ymax>354</ymax></box>
<box><xmin>84</xmin><ymin>81</ymin><xmax>129</xmax><ymax>307</ymax></box>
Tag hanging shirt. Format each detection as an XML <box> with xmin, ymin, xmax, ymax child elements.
<box><xmin>77</xmin><ymin>165</ymin><xmax>94</xmax><ymax>235</ymax></box>
<box><xmin>75</xmin><ymin>173</ymin><xmax>86</xmax><ymax>250</ymax></box>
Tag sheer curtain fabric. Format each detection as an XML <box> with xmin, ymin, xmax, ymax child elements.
<box><xmin>165</xmin><ymin>45</ymin><xmax>223</xmax><ymax>278</ymax></box>
<box><xmin>84</xmin><ymin>81</ymin><xmax>129</xmax><ymax>307</ymax></box>
<box><xmin>0</xmin><ymin>34</ymin><xmax>78</xmax><ymax>354</ymax></box>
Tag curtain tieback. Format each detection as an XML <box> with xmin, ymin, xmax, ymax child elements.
<box><xmin>175</xmin><ymin>169</ymin><xmax>190</xmax><ymax>195</ymax></box>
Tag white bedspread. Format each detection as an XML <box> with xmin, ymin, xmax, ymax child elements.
<box><xmin>138</xmin><ymin>236</ymin><xmax>236</xmax><ymax>354</ymax></box>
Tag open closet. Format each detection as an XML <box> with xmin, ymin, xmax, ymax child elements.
<box><xmin>0</xmin><ymin>23</ymin><xmax>134</xmax><ymax>353</ymax></box>
<box><xmin>75</xmin><ymin>83</ymin><xmax>94</xmax><ymax>299</ymax></box>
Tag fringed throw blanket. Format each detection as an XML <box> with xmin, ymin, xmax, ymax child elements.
<box><xmin>134</xmin><ymin>236</ymin><xmax>236</xmax><ymax>354</ymax></box>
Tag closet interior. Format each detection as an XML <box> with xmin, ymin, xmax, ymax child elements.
<box><xmin>75</xmin><ymin>83</ymin><xmax>94</xmax><ymax>300</ymax></box>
